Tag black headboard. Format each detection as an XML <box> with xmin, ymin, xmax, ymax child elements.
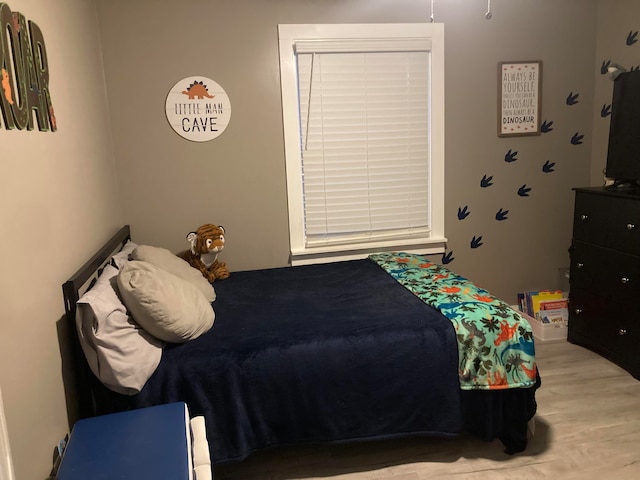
<box><xmin>62</xmin><ymin>225</ymin><xmax>131</xmax><ymax>420</ymax></box>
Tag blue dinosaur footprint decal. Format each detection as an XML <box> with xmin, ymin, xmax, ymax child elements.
<box><xmin>457</xmin><ymin>206</ymin><xmax>470</xmax><ymax>220</ymax></box>
<box><xmin>571</xmin><ymin>132</ymin><xmax>584</xmax><ymax>145</ymax></box>
<box><xmin>601</xmin><ymin>60</ymin><xmax>611</xmax><ymax>75</ymax></box>
<box><xmin>542</xmin><ymin>160</ymin><xmax>555</xmax><ymax>173</ymax></box>
<box><xmin>601</xmin><ymin>104</ymin><xmax>612</xmax><ymax>117</ymax></box>
<box><xmin>442</xmin><ymin>251</ymin><xmax>454</xmax><ymax>265</ymax></box>
<box><xmin>566</xmin><ymin>92</ymin><xmax>579</xmax><ymax>105</ymax></box>
<box><xmin>541</xmin><ymin>120</ymin><xmax>554</xmax><ymax>133</ymax></box>
<box><xmin>495</xmin><ymin>208</ymin><xmax>509</xmax><ymax>221</ymax></box>
<box><xmin>470</xmin><ymin>236</ymin><xmax>483</xmax><ymax>249</ymax></box>
<box><xmin>518</xmin><ymin>185</ymin><xmax>532</xmax><ymax>197</ymax></box>
<box><xmin>504</xmin><ymin>149</ymin><xmax>518</xmax><ymax>163</ymax></box>
<box><xmin>480</xmin><ymin>175</ymin><xmax>494</xmax><ymax>188</ymax></box>
<box><xmin>627</xmin><ymin>31</ymin><xmax>638</xmax><ymax>46</ymax></box>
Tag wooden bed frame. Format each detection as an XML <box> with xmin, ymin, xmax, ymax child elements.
<box><xmin>61</xmin><ymin>224</ymin><xmax>539</xmax><ymax>462</ymax></box>
<box><xmin>62</xmin><ymin>225</ymin><xmax>132</xmax><ymax>420</ymax></box>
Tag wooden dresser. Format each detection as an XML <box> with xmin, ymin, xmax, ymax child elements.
<box><xmin>569</xmin><ymin>187</ymin><xmax>640</xmax><ymax>380</ymax></box>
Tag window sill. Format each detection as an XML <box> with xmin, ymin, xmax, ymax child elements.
<box><xmin>290</xmin><ymin>237</ymin><xmax>447</xmax><ymax>266</ymax></box>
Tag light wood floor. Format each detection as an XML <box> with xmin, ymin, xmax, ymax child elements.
<box><xmin>214</xmin><ymin>340</ymin><xmax>640</xmax><ymax>480</ymax></box>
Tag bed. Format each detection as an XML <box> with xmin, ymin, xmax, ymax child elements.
<box><xmin>62</xmin><ymin>225</ymin><xmax>539</xmax><ymax>466</ymax></box>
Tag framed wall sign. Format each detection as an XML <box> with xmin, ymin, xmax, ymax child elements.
<box><xmin>165</xmin><ymin>76</ymin><xmax>231</xmax><ymax>142</ymax></box>
<box><xmin>498</xmin><ymin>61</ymin><xmax>542</xmax><ymax>137</ymax></box>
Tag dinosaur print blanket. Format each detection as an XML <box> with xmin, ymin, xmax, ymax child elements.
<box><xmin>369</xmin><ymin>252</ymin><xmax>537</xmax><ymax>390</ymax></box>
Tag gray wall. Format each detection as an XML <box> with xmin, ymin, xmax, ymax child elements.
<box><xmin>0</xmin><ymin>1</ymin><xmax>122</xmax><ymax>479</ymax></box>
<box><xmin>0</xmin><ymin>1</ymin><xmax>634</xmax><ymax>478</ymax></box>
<box><xmin>96</xmin><ymin>0</ymin><xmax>597</xmax><ymax>302</ymax></box>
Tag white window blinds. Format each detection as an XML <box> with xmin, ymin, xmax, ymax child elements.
<box><xmin>295</xmin><ymin>39</ymin><xmax>432</xmax><ymax>247</ymax></box>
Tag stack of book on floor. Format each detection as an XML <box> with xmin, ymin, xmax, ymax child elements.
<box><xmin>516</xmin><ymin>290</ymin><xmax>568</xmax><ymax>341</ymax></box>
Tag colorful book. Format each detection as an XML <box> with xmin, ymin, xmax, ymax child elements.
<box><xmin>528</xmin><ymin>290</ymin><xmax>564</xmax><ymax>320</ymax></box>
<box><xmin>539</xmin><ymin>298</ymin><xmax>568</xmax><ymax>311</ymax></box>
<box><xmin>539</xmin><ymin>298</ymin><xmax>569</xmax><ymax>325</ymax></box>
<box><xmin>517</xmin><ymin>292</ymin><xmax>526</xmax><ymax>313</ymax></box>
<box><xmin>539</xmin><ymin>308</ymin><xmax>569</xmax><ymax>325</ymax></box>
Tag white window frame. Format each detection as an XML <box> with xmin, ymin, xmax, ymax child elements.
<box><xmin>278</xmin><ymin>23</ymin><xmax>446</xmax><ymax>265</ymax></box>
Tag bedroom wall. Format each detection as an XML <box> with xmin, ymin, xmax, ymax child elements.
<box><xmin>96</xmin><ymin>0</ymin><xmax>597</xmax><ymax>302</ymax></box>
<box><xmin>0</xmin><ymin>1</ymin><xmax>122</xmax><ymax>479</ymax></box>
<box><xmin>0</xmin><ymin>1</ymin><xmax>632</xmax><ymax>479</ymax></box>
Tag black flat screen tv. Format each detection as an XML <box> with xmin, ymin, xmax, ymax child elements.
<box><xmin>606</xmin><ymin>70</ymin><xmax>640</xmax><ymax>188</ymax></box>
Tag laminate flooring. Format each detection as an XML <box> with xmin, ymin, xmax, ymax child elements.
<box><xmin>215</xmin><ymin>340</ymin><xmax>640</xmax><ymax>479</ymax></box>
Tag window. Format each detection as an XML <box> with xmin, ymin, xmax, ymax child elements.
<box><xmin>278</xmin><ymin>24</ymin><xmax>445</xmax><ymax>265</ymax></box>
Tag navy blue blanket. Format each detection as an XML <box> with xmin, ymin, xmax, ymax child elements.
<box><xmin>112</xmin><ymin>259</ymin><xmax>537</xmax><ymax>463</ymax></box>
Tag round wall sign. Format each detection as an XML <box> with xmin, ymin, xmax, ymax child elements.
<box><xmin>165</xmin><ymin>76</ymin><xmax>231</xmax><ymax>142</ymax></box>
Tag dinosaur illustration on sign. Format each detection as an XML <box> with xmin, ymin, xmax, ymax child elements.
<box><xmin>182</xmin><ymin>81</ymin><xmax>215</xmax><ymax>100</ymax></box>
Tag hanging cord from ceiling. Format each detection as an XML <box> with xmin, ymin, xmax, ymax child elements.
<box><xmin>430</xmin><ymin>0</ymin><xmax>494</xmax><ymax>22</ymax></box>
<box><xmin>485</xmin><ymin>0</ymin><xmax>493</xmax><ymax>19</ymax></box>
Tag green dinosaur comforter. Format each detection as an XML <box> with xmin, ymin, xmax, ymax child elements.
<box><xmin>369</xmin><ymin>252</ymin><xmax>537</xmax><ymax>390</ymax></box>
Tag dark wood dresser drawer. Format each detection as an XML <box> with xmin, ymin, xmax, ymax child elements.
<box><xmin>569</xmin><ymin>187</ymin><xmax>640</xmax><ymax>380</ymax></box>
<box><xmin>568</xmin><ymin>288</ymin><xmax>617</xmax><ymax>351</ymax></box>
<box><xmin>573</xmin><ymin>189</ymin><xmax>640</xmax><ymax>255</ymax></box>
<box><xmin>569</xmin><ymin>288</ymin><xmax>640</xmax><ymax>378</ymax></box>
<box><xmin>570</xmin><ymin>240</ymin><xmax>640</xmax><ymax>301</ymax></box>
<box><xmin>611</xmin><ymin>323</ymin><xmax>640</xmax><ymax>378</ymax></box>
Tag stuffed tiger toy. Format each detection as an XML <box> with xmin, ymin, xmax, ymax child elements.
<box><xmin>178</xmin><ymin>224</ymin><xmax>230</xmax><ymax>282</ymax></box>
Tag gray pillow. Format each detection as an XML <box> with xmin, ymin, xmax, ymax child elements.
<box><xmin>117</xmin><ymin>261</ymin><xmax>215</xmax><ymax>343</ymax></box>
<box><xmin>76</xmin><ymin>264</ymin><xmax>163</xmax><ymax>395</ymax></box>
<box><xmin>131</xmin><ymin>245</ymin><xmax>216</xmax><ymax>303</ymax></box>
<box><xmin>111</xmin><ymin>240</ymin><xmax>138</xmax><ymax>269</ymax></box>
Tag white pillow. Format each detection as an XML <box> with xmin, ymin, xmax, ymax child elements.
<box><xmin>111</xmin><ymin>240</ymin><xmax>138</xmax><ymax>269</ymax></box>
<box><xmin>117</xmin><ymin>261</ymin><xmax>215</xmax><ymax>343</ymax></box>
<box><xmin>76</xmin><ymin>264</ymin><xmax>163</xmax><ymax>395</ymax></box>
<box><xmin>131</xmin><ymin>245</ymin><xmax>216</xmax><ymax>303</ymax></box>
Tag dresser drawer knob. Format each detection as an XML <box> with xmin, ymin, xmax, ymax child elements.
<box><xmin>580</xmin><ymin>214</ymin><xmax>589</xmax><ymax>221</ymax></box>
<box><xmin>621</xmin><ymin>277</ymin><xmax>630</xmax><ymax>284</ymax></box>
<box><xmin>619</xmin><ymin>328</ymin><xmax>627</xmax><ymax>336</ymax></box>
<box><xmin>574</xmin><ymin>308</ymin><xmax>582</xmax><ymax>315</ymax></box>
<box><xmin>627</xmin><ymin>223</ymin><xmax>636</xmax><ymax>230</ymax></box>
<box><xmin>577</xmin><ymin>262</ymin><xmax>584</xmax><ymax>269</ymax></box>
